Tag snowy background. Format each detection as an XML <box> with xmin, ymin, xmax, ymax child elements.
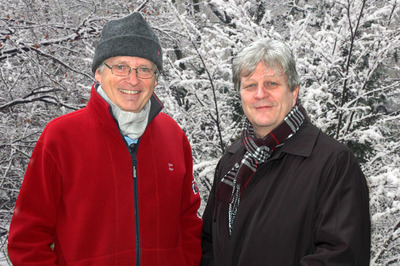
<box><xmin>0</xmin><ymin>0</ymin><xmax>399</xmax><ymax>265</ymax></box>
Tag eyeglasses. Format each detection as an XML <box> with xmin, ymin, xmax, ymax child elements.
<box><xmin>104</xmin><ymin>63</ymin><xmax>157</xmax><ymax>79</ymax></box>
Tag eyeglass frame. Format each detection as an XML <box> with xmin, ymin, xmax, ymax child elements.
<box><xmin>103</xmin><ymin>63</ymin><xmax>157</xmax><ymax>79</ymax></box>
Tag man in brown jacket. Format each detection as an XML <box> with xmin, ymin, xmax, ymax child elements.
<box><xmin>201</xmin><ymin>38</ymin><xmax>370</xmax><ymax>265</ymax></box>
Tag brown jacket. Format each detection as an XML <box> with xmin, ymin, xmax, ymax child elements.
<box><xmin>201</xmin><ymin>119</ymin><xmax>370</xmax><ymax>266</ymax></box>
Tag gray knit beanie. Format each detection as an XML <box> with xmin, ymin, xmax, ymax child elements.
<box><xmin>92</xmin><ymin>12</ymin><xmax>162</xmax><ymax>73</ymax></box>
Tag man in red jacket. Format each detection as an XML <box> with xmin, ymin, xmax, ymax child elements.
<box><xmin>201</xmin><ymin>39</ymin><xmax>370</xmax><ymax>265</ymax></box>
<box><xmin>8</xmin><ymin>12</ymin><xmax>202</xmax><ymax>265</ymax></box>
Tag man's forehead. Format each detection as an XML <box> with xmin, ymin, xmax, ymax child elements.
<box><xmin>241</xmin><ymin>68</ymin><xmax>284</xmax><ymax>80</ymax></box>
<box><xmin>107</xmin><ymin>56</ymin><xmax>154</xmax><ymax>66</ymax></box>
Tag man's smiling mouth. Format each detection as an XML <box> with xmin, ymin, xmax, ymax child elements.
<box><xmin>119</xmin><ymin>89</ymin><xmax>140</xmax><ymax>95</ymax></box>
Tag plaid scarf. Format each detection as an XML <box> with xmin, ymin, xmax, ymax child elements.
<box><xmin>216</xmin><ymin>104</ymin><xmax>307</xmax><ymax>236</ymax></box>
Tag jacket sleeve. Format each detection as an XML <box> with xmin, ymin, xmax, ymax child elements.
<box><xmin>200</xmin><ymin>181</ymin><xmax>216</xmax><ymax>266</ymax></box>
<box><xmin>180</xmin><ymin>138</ymin><xmax>203</xmax><ymax>266</ymax></box>
<box><xmin>7</xmin><ymin>136</ymin><xmax>61</xmax><ymax>265</ymax></box>
<box><xmin>200</xmin><ymin>159</ymin><xmax>222</xmax><ymax>266</ymax></box>
<box><xmin>300</xmin><ymin>150</ymin><xmax>371</xmax><ymax>265</ymax></box>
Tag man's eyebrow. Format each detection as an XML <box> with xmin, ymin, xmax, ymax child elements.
<box><xmin>107</xmin><ymin>61</ymin><xmax>128</xmax><ymax>65</ymax></box>
<box><xmin>109</xmin><ymin>62</ymin><xmax>153</xmax><ymax>68</ymax></box>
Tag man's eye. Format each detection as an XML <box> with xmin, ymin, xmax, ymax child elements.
<box><xmin>245</xmin><ymin>84</ymin><xmax>256</xmax><ymax>89</ymax></box>
<box><xmin>262</xmin><ymin>82</ymin><xmax>278</xmax><ymax>89</ymax></box>
<box><xmin>116</xmin><ymin>65</ymin><xmax>128</xmax><ymax>70</ymax></box>
<box><xmin>139</xmin><ymin>67</ymin><xmax>150</xmax><ymax>73</ymax></box>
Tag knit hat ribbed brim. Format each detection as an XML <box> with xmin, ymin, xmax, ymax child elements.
<box><xmin>92</xmin><ymin>12</ymin><xmax>162</xmax><ymax>73</ymax></box>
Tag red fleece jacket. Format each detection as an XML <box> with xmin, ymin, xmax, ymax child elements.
<box><xmin>8</xmin><ymin>85</ymin><xmax>202</xmax><ymax>265</ymax></box>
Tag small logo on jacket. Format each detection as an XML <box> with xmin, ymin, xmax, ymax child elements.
<box><xmin>192</xmin><ymin>180</ymin><xmax>199</xmax><ymax>194</ymax></box>
<box><xmin>168</xmin><ymin>163</ymin><xmax>174</xmax><ymax>171</ymax></box>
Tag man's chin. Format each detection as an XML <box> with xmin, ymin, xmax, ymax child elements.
<box><xmin>118</xmin><ymin>104</ymin><xmax>141</xmax><ymax>113</ymax></box>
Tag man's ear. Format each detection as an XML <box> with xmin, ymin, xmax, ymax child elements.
<box><xmin>94</xmin><ymin>69</ymin><xmax>101</xmax><ymax>82</ymax></box>
<box><xmin>292</xmin><ymin>85</ymin><xmax>299</xmax><ymax>105</ymax></box>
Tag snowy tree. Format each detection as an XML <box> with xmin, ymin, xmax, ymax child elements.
<box><xmin>286</xmin><ymin>1</ymin><xmax>400</xmax><ymax>264</ymax></box>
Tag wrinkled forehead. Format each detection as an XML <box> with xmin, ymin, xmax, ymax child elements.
<box><xmin>240</xmin><ymin>61</ymin><xmax>285</xmax><ymax>79</ymax></box>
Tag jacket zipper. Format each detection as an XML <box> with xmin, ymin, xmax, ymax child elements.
<box><xmin>129</xmin><ymin>142</ymin><xmax>141</xmax><ymax>265</ymax></box>
<box><xmin>107</xmin><ymin>101</ymin><xmax>145</xmax><ymax>265</ymax></box>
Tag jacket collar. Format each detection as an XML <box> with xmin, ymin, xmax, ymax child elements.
<box><xmin>276</xmin><ymin>119</ymin><xmax>320</xmax><ymax>157</ymax></box>
<box><xmin>148</xmin><ymin>91</ymin><xmax>163</xmax><ymax>124</ymax></box>
<box><xmin>227</xmin><ymin>119</ymin><xmax>320</xmax><ymax>159</ymax></box>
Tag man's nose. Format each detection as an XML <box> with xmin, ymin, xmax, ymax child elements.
<box><xmin>254</xmin><ymin>85</ymin><xmax>267</xmax><ymax>99</ymax></box>
<box><xmin>125</xmin><ymin>70</ymin><xmax>140</xmax><ymax>85</ymax></box>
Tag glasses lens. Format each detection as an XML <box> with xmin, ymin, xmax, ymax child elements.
<box><xmin>112</xmin><ymin>65</ymin><xmax>130</xmax><ymax>76</ymax></box>
<box><xmin>137</xmin><ymin>67</ymin><xmax>155</xmax><ymax>79</ymax></box>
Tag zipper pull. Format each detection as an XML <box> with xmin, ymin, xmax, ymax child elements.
<box><xmin>129</xmin><ymin>143</ymin><xmax>138</xmax><ymax>179</ymax></box>
<box><xmin>133</xmin><ymin>162</ymin><xmax>137</xmax><ymax>179</ymax></box>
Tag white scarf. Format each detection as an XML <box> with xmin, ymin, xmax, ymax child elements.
<box><xmin>97</xmin><ymin>86</ymin><xmax>150</xmax><ymax>140</ymax></box>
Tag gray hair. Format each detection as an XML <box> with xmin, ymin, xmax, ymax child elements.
<box><xmin>97</xmin><ymin>62</ymin><xmax>106</xmax><ymax>73</ymax></box>
<box><xmin>232</xmin><ymin>38</ymin><xmax>299</xmax><ymax>92</ymax></box>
